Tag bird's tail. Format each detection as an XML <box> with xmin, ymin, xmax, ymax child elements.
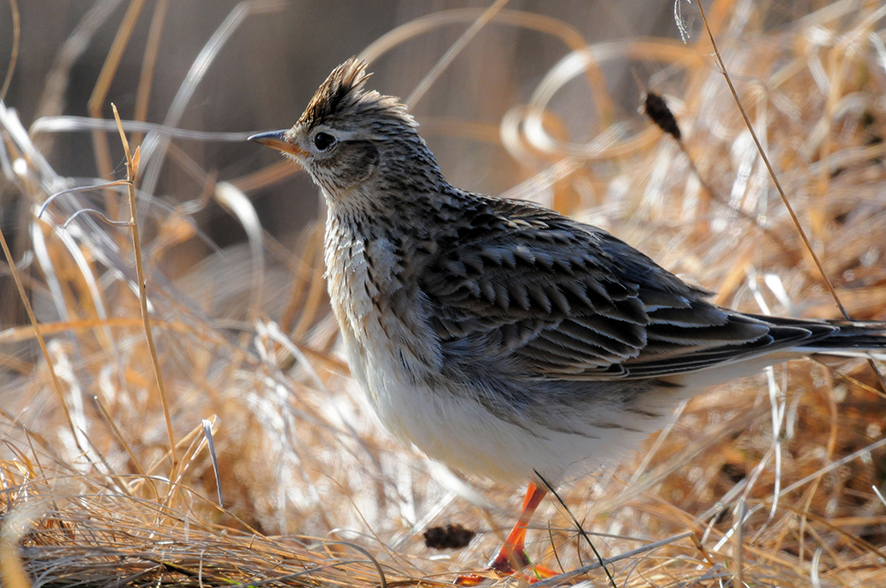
<box><xmin>790</xmin><ymin>319</ymin><xmax>886</xmax><ymax>361</ymax></box>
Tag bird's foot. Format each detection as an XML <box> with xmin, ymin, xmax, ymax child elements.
<box><xmin>453</xmin><ymin>572</ymin><xmax>490</xmax><ymax>586</ymax></box>
<box><xmin>488</xmin><ymin>550</ymin><xmax>557</xmax><ymax>581</ymax></box>
<box><xmin>453</xmin><ymin>552</ymin><xmax>557</xmax><ymax>585</ymax></box>
<box><xmin>453</xmin><ymin>566</ymin><xmax>557</xmax><ymax>586</ymax></box>
<box><xmin>488</xmin><ymin>548</ymin><xmax>529</xmax><ymax>575</ymax></box>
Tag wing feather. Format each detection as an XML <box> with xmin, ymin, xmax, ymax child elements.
<box><xmin>419</xmin><ymin>196</ymin><xmax>834</xmax><ymax>380</ymax></box>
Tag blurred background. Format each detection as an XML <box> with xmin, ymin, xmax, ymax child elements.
<box><xmin>0</xmin><ymin>0</ymin><xmax>689</xmax><ymax>249</ymax></box>
<box><xmin>1</xmin><ymin>1</ymin><xmax>885</xmax><ymax>586</ymax></box>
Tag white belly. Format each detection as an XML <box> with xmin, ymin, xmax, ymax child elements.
<box><xmin>345</xmin><ymin>328</ymin><xmax>662</xmax><ymax>486</ymax></box>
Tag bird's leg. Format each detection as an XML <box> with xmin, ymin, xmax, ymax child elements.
<box><xmin>488</xmin><ymin>483</ymin><xmax>548</xmax><ymax>575</ymax></box>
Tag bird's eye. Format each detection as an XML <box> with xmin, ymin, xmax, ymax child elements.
<box><xmin>313</xmin><ymin>132</ymin><xmax>336</xmax><ymax>151</ymax></box>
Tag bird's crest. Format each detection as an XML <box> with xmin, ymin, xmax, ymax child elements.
<box><xmin>297</xmin><ymin>57</ymin><xmax>414</xmax><ymax>130</ymax></box>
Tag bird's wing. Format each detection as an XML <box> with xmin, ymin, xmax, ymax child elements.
<box><xmin>420</xmin><ymin>197</ymin><xmax>833</xmax><ymax>380</ymax></box>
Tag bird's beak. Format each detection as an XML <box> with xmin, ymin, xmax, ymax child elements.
<box><xmin>248</xmin><ymin>130</ymin><xmax>307</xmax><ymax>158</ymax></box>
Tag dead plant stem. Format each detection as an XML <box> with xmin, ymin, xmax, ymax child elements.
<box><xmin>111</xmin><ymin>103</ymin><xmax>178</xmax><ymax>473</ymax></box>
<box><xmin>0</xmin><ymin>222</ymin><xmax>77</xmax><ymax>442</ymax></box>
<box><xmin>695</xmin><ymin>0</ymin><xmax>886</xmax><ymax>391</ymax></box>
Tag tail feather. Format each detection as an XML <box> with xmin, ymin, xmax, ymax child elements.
<box><xmin>652</xmin><ymin>315</ymin><xmax>886</xmax><ymax>389</ymax></box>
<box><xmin>620</xmin><ymin>314</ymin><xmax>886</xmax><ymax>380</ymax></box>
<box><xmin>791</xmin><ymin>319</ymin><xmax>886</xmax><ymax>360</ymax></box>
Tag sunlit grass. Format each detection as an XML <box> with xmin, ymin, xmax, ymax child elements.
<box><xmin>1</xmin><ymin>1</ymin><xmax>885</xmax><ymax>586</ymax></box>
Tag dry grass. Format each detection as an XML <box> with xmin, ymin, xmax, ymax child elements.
<box><xmin>2</xmin><ymin>0</ymin><xmax>886</xmax><ymax>586</ymax></box>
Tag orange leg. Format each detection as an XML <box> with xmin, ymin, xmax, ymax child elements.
<box><xmin>488</xmin><ymin>483</ymin><xmax>548</xmax><ymax>575</ymax></box>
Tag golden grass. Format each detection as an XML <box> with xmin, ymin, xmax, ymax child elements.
<box><xmin>2</xmin><ymin>0</ymin><xmax>886</xmax><ymax>586</ymax></box>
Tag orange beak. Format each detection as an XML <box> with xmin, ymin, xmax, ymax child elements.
<box><xmin>248</xmin><ymin>130</ymin><xmax>307</xmax><ymax>158</ymax></box>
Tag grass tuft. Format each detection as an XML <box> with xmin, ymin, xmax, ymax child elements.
<box><xmin>2</xmin><ymin>1</ymin><xmax>885</xmax><ymax>586</ymax></box>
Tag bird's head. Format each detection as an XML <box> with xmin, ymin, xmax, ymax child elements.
<box><xmin>250</xmin><ymin>58</ymin><xmax>444</xmax><ymax>201</ymax></box>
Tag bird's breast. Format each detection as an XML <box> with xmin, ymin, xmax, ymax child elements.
<box><xmin>323</xmin><ymin>215</ymin><xmax>442</xmax><ymax>406</ymax></box>
<box><xmin>323</xmin><ymin>217</ymin><xmax>397</xmax><ymax>343</ymax></box>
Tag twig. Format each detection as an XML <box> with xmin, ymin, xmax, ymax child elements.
<box><xmin>201</xmin><ymin>418</ymin><xmax>224</xmax><ymax>508</ymax></box>
<box><xmin>88</xmin><ymin>0</ymin><xmax>149</xmax><ymax>219</ymax></box>
<box><xmin>694</xmin><ymin>0</ymin><xmax>886</xmax><ymax>391</ymax></box>
<box><xmin>734</xmin><ymin>499</ymin><xmax>745</xmax><ymax>588</ymax></box>
<box><xmin>531</xmin><ymin>531</ymin><xmax>698</xmax><ymax>587</ymax></box>
<box><xmin>132</xmin><ymin>0</ymin><xmax>170</xmax><ymax>146</ymax></box>
<box><xmin>535</xmin><ymin>471</ymin><xmax>617</xmax><ymax>588</ymax></box>
<box><xmin>0</xmin><ymin>215</ymin><xmax>78</xmax><ymax>444</ymax></box>
<box><xmin>0</xmin><ymin>0</ymin><xmax>20</xmax><ymax>101</ymax></box>
<box><xmin>110</xmin><ymin>103</ymin><xmax>178</xmax><ymax>473</ymax></box>
<box><xmin>93</xmin><ymin>394</ymin><xmax>159</xmax><ymax>501</ymax></box>
<box><xmin>641</xmin><ymin>88</ymin><xmax>798</xmax><ymax>261</ymax></box>
<box><xmin>406</xmin><ymin>0</ymin><xmax>510</xmax><ymax>108</ymax></box>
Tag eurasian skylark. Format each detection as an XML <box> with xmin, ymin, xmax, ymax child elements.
<box><xmin>251</xmin><ymin>58</ymin><xmax>886</xmax><ymax>575</ymax></box>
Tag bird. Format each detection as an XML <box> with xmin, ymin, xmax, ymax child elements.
<box><xmin>250</xmin><ymin>57</ymin><xmax>886</xmax><ymax>576</ymax></box>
